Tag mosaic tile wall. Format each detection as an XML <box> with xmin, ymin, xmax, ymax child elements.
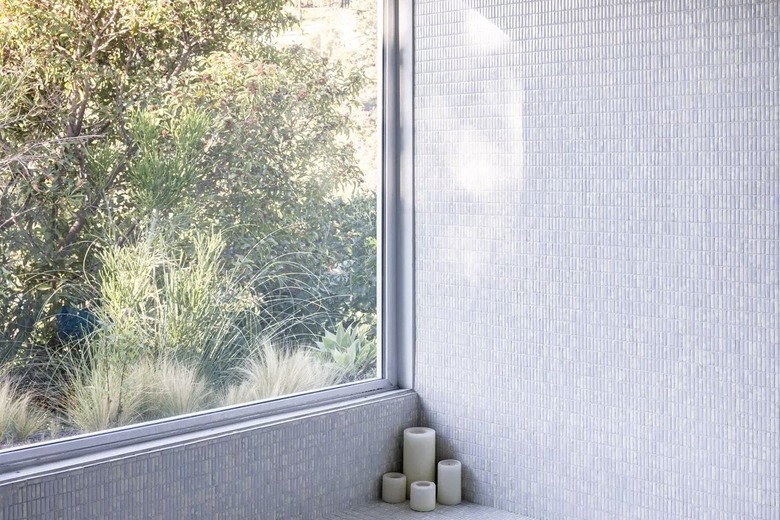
<box><xmin>414</xmin><ymin>1</ymin><xmax>779</xmax><ymax>519</ymax></box>
<box><xmin>0</xmin><ymin>391</ymin><xmax>419</xmax><ymax>520</ymax></box>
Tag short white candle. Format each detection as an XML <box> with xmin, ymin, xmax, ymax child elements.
<box><xmin>403</xmin><ymin>427</ymin><xmax>435</xmax><ymax>496</ymax></box>
<box><xmin>437</xmin><ymin>459</ymin><xmax>461</xmax><ymax>505</ymax></box>
<box><xmin>382</xmin><ymin>472</ymin><xmax>406</xmax><ymax>504</ymax></box>
<box><xmin>410</xmin><ymin>481</ymin><xmax>436</xmax><ymax>512</ymax></box>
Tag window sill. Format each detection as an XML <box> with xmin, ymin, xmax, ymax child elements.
<box><xmin>0</xmin><ymin>386</ymin><xmax>410</xmax><ymax>486</ymax></box>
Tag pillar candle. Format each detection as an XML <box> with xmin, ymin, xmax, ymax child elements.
<box><xmin>402</xmin><ymin>427</ymin><xmax>435</xmax><ymax>496</ymax></box>
<box><xmin>437</xmin><ymin>459</ymin><xmax>461</xmax><ymax>505</ymax></box>
<box><xmin>409</xmin><ymin>481</ymin><xmax>436</xmax><ymax>512</ymax></box>
<box><xmin>381</xmin><ymin>472</ymin><xmax>406</xmax><ymax>504</ymax></box>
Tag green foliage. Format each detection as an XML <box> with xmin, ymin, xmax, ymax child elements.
<box><xmin>0</xmin><ymin>0</ymin><xmax>378</xmax><ymax>448</ymax></box>
<box><xmin>312</xmin><ymin>322</ymin><xmax>376</xmax><ymax>383</ymax></box>
<box><xmin>222</xmin><ymin>339</ymin><xmax>340</xmax><ymax>405</ymax></box>
<box><xmin>317</xmin><ymin>193</ymin><xmax>377</xmax><ymax>325</ymax></box>
<box><xmin>127</xmin><ymin>108</ymin><xmax>212</xmax><ymax>213</ymax></box>
<box><xmin>93</xmin><ymin>225</ymin><xmax>242</xmax><ymax>365</ymax></box>
<box><xmin>0</xmin><ymin>377</ymin><xmax>49</xmax><ymax>443</ymax></box>
<box><xmin>86</xmin><ymin>221</ymin><xmax>355</xmax><ymax>382</ymax></box>
<box><xmin>136</xmin><ymin>357</ymin><xmax>214</xmax><ymax>419</ymax></box>
<box><xmin>64</xmin><ymin>358</ymin><xmax>148</xmax><ymax>432</ymax></box>
<box><xmin>0</xmin><ymin>0</ymin><xmax>374</xmax><ymax>361</ymax></box>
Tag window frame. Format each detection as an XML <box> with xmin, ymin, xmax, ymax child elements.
<box><xmin>0</xmin><ymin>0</ymin><xmax>414</xmax><ymax>476</ymax></box>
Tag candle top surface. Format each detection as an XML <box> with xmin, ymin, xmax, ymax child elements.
<box><xmin>405</xmin><ymin>427</ymin><xmax>434</xmax><ymax>435</ymax></box>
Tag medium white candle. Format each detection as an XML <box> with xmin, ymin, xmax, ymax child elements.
<box><xmin>437</xmin><ymin>459</ymin><xmax>462</xmax><ymax>505</ymax></box>
<box><xmin>381</xmin><ymin>472</ymin><xmax>406</xmax><ymax>504</ymax></box>
<box><xmin>402</xmin><ymin>427</ymin><xmax>436</xmax><ymax>496</ymax></box>
<box><xmin>409</xmin><ymin>481</ymin><xmax>436</xmax><ymax>512</ymax></box>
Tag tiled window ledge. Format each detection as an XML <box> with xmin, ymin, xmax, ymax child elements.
<box><xmin>322</xmin><ymin>501</ymin><xmax>531</xmax><ymax>519</ymax></box>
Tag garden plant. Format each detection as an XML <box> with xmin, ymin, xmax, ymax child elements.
<box><xmin>0</xmin><ymin>0</ymin><xmax>378</xmax><ymax>448</ymax></box>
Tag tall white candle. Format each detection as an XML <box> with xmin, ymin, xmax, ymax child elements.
<box><xmin>402</xmin><ymin>427</ymin><xmax>436</xmax><ymax>496</ymax></box>
<box><xmin>381</xmin><ymin>472</ymin><xmax>406</xmax><ymax>504</ymax></box>
<box><xmin>410</xmin><ymin>481</ymin><xmax>436</xmax><ymax>512</ymax></box>
<box><xmin>437</xmin><ymin>459</ymin><xmax>462</xmax><ymax>505</ymax></box>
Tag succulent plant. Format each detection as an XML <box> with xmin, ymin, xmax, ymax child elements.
<box><xmin>311</xmin><ymin>323</ymin><xmax>377</xmax><ymax>382</ymax></box>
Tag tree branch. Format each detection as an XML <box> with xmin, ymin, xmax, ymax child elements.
<box><xmin>166</xmin><ymin>40</ymin><xmax>195</xmax><ymax>89</ymax></box>
<box><xmin>0</xmin><ymin>194</ymin><xmax>32</xmax><ymax>233</ymax></box>
<box><xmin>56</xmin><ymin>154</ymin><xmax>131</xmax><ymax>256</ymax></box>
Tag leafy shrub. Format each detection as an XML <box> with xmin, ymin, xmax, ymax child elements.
<box><xmin>92</xmin><ymin>226</ymin><xmax>247</xmax><ymax>368</ymax></box>
<box><xmin>86</xmin><ymin>221</ymin><xmax>350</xmax><ymax>380</ymax></box>
<box><xmin>0</xmin><ymin>0</ymin><xmax>371</xmax><ymax>366</ymax></box>
<box><xmin>0</xmin><ymin>0</ymin><xmax>378</xmax><ymax>448</ymax></box>
<box><xmin>311</xmin><ymin>323</ymin><xmax>377</xmax><ymax>382</ymax></box>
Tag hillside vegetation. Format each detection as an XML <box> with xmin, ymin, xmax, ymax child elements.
<box><xmin>0</xmin><ymin>0</ymin><xmax>379</xmax><ymax>448</ymax></box>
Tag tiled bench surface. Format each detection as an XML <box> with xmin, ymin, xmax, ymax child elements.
<box><xmin>322</xmin><ymin>501</ymin><xmax>530</xmax><ymax>519</ymax></box>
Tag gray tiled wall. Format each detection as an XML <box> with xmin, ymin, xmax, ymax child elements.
<box><xmin>414</xmin><ymin>1</ymin><xmax>779</xmax><ymax>519</ymax></box>
<box><xmin>0</xmin><ymin>391</ymin><xmax>418</xmax><ymax>520</ymax></box>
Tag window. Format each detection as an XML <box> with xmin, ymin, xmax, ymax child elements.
<box><xmin>0</xmin><ymin>0</ymin><xmax>408</xmax><ymax>468</ymax></box>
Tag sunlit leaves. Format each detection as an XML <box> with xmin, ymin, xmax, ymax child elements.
<box><xmin>126</xmin><ymin>107</ymin><xmax>211</xmax><ymax>213</ymax></box>
<box><xmin>0</xmin><ymin>0</ymin><xmax>376</xmax><ymax>405</ymax></box>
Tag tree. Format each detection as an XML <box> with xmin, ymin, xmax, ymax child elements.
<box><xmin>0</xmin><ymin>0</ymin><xmax>376</xmax><ymax>369</ymax></box>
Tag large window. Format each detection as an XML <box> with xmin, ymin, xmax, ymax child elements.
<box><xmin>0</xmin><ymin>0</ymin><xmax>391</xmax><ymax>458</ymax></box>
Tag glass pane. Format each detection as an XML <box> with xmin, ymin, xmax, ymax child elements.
<box><xmin>0</xmin><ymin>0</ymin><xmax>379</xmax><ymax>449</ymax></box>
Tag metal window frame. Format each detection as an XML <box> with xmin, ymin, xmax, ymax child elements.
<box><xmin>0</xmin><ymin>0</ymin><xmax>414</xmax><ymax>477</ymax></box>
